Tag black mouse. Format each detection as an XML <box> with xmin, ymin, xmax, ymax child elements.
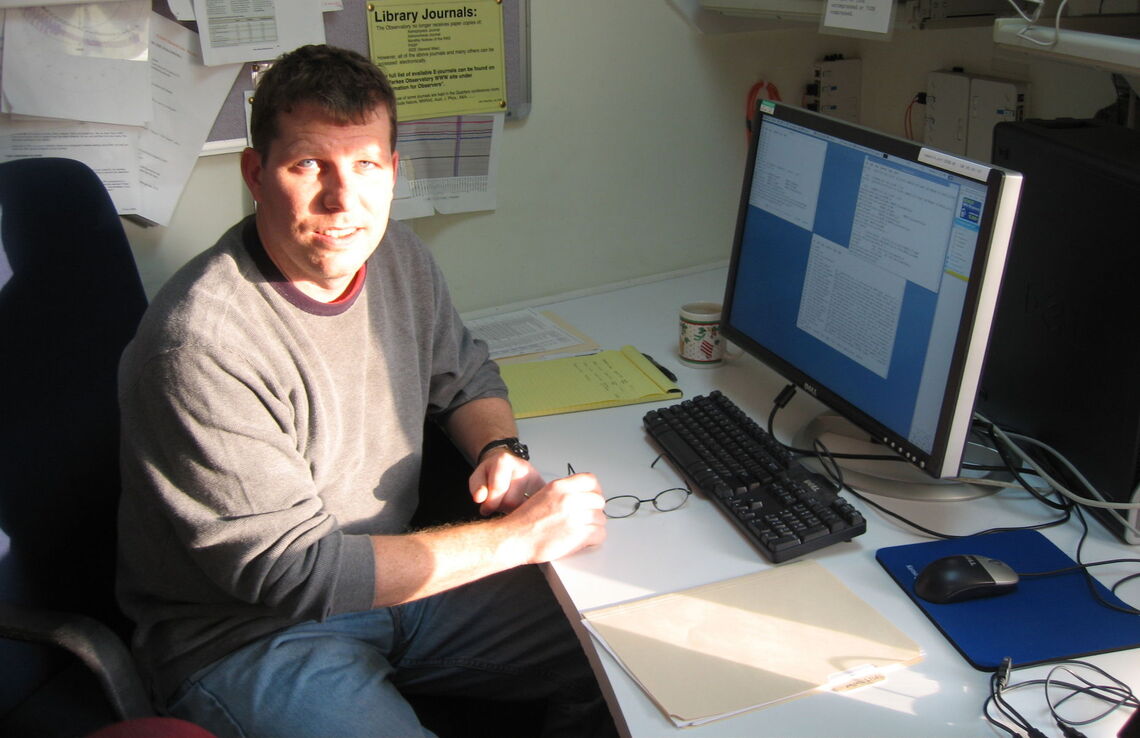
<box><xmin>913</xmin><ymin>554</ymin><xmax>1019</xmax><ymax>604</ymax></box>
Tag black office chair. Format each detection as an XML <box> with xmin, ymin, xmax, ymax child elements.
<box><xmin>0</xmin><ymin>157</ymin><xmax>152</xmax><ymax>735</ymax></box>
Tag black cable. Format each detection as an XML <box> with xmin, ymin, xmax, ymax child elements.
<box><xmin>769</xmin><ymin>385</ymin><xmax>1036</xmax><ymax>472</ymax></box>
<box><xmin>1044</xmin><ymin>661</ymin><xmax>1140</xmax><ymax>727</ymax></box>
<box><xmin>988</xmin><ymin>658</ymin><xmax>1045</xmax><ymax>736</ymax></box>
<box><xmin>809</xmin><ymin>434</ymin><xmax>1072</xmax><ymax>540</ymax></box>
<box><xmin>765</xmin><ymin>384</ymin><xmax>797</xmax><ymax>438</ymax></box>
<box><xmin>764</xmin><ymin>388</ymin><xmax>1140</xmax><ymax>606</ymax></box>
<box><xmin>1068</xmin><ymin>503</ymin><xmax>1140</xmax><ymax>616</ymax></box>
<box><xmin>975</xmin><ymin>418</ymin><xmax>1072</xmax><ymax>512</ymax></box>
<box><xmin>985</xmin><ymin>658</ymin><xmax>1139</xmax><ymax>737</ymax></box>
<box><xmin>1019</xmin><ymin>558</ymin><xmax>1140</xmax><ymax>579</ymax></box>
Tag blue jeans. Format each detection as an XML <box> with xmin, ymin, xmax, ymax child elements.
<box><xmin>166</xmin><ymin>565</ymin><xmax>614</xmax><ymax>737</ymax></box>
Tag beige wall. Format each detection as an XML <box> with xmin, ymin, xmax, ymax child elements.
<box><xmin>124</xmin><ymin>0</ymin><xmax>1119</xmax><ymax>311</ymax></box>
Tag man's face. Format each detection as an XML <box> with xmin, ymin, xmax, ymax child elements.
<box><xmin>240</xmin><ymin>101</ymin><xmax>398</xmax><ymax>302</ymax></box>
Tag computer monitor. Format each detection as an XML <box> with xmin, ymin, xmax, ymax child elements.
<box><xmin>721</xmin><ymin>102</ymin><xmax>1022</xmax><ymax>500</ymax></box>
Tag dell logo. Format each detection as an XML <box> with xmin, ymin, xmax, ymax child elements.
<box><xmin>802</xmin><ymin>382</ymin><xmax>818</xmax><ymax>396</ymax></box>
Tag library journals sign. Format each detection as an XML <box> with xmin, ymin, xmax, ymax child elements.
<box><xmin>367</xmin><ymin>0</ymin><xmax>507</xmax><ymax>122</ymax></box>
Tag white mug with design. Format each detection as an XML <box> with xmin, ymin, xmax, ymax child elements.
<box><xmin>678</xmin><ymin>302</ymin><xmax>725</xmax><ymax>366</ymax></box>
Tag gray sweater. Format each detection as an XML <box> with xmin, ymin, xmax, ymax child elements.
<box><xmin>116</xmin><ymin>216</ymin><xmax>506</xmax><ymax>700</ymax></box>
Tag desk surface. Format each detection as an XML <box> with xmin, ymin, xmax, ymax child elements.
<box><xmin>517</xmin><ymin>266</ymin><xmax>1140</xmax><ymax>738</ymax></box>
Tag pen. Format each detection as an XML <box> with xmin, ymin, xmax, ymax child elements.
<box><xmin>641</xmin><ymin>353</ymin><xmax>677</xmax><ymax>382</ymax></box>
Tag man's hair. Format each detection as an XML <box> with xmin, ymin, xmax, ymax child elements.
<box><xmin>249</xmin><ymin>44</ymin><xmax>398</xmax><ymax>157</ymax></box>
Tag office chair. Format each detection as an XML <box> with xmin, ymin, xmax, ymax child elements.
<box><xmin>0</xmin><ymin>157</ymin><xmax>152</xmax><ymax>735</ymax></box>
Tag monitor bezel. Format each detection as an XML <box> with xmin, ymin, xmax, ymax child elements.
<box><xmin>721</xmin><ymin>102</ymin><xmax>1022</xmax><ymax>479</ymax></box>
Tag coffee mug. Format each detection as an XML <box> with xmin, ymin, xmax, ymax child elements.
<box><xmin>679</xmin><ymin>302</ymin><xmax>725</xmax><ymax>366</ymax></box>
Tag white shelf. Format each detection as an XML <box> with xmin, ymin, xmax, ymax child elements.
<box><xmin>992</xmin><ymin>16</ymin><xmax>1140</xmax><ymax>80</ymax></box>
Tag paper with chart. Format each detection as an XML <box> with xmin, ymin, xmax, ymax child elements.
<box><xmin>191</xmin><ymin>0</ymin><xmax>324</xmax><ymax>67</ymax></box>
<box><xmin>467</xmin><ymin>308</ymin><xmax>595</xmax><ymax>361</ymax></box>
<box><xmin>393</xmin><ymin>113</ymin><xmax>502</xmax><ymax>217</ymax></box>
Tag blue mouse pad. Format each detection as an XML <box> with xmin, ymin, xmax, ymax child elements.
<box><xmin>876</xmin><ymin>529</ymin><xmax>1140</xmax><ymax>671</ymax></box>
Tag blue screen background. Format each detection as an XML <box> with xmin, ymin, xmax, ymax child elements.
<box><xmin>728</xmin><ymin>143</ymin><xmax>942</xmax><ymax>439</ymax></box>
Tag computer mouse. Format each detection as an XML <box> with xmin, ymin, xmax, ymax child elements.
<box><xmin>913</xmin><ymin>554</ymin><xmax>1019</xmax><ymax>604</ymax></box>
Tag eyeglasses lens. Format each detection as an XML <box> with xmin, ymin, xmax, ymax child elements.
<box><xmin>654</xmin><ymin>488</ymin><xmax>690</xmax><ymax>511</ymax></box>
<box><xmin>604</xmin><ymin>496</ymin><xmax>640</xmax><ymax>518</ymax></box>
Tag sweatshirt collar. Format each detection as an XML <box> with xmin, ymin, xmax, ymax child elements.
<box><xmin>242</xmin><ymin>217</ymin><xmax>366</xmax><ymax>316</ymax></box>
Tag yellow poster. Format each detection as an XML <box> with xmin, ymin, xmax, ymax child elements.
<box><xmin>367</xmin><ymin>0</ymin><xmax>507</xmax><ymax>122</ymax></box>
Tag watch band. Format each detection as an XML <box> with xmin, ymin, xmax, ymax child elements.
<box><xmin>477</xmin><ymin>437</ymin><xmax>530</xmax><ymax>462</ymax></box>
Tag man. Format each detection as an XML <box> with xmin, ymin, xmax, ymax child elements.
<box><xmin>117</xmin><ymin>44</ymin><xmax>614</xmax><ymax>737</ymax></box>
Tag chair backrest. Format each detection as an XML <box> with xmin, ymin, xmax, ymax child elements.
<box><xmin>0</xmin><ymin>157</ymin><xmax>147</xmax><ymax>714</ymax></box>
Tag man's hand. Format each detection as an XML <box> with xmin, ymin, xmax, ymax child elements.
<box><xmin>469</xmin><ymin>448</ymin><xmax>545</xmax><ymax>516</ymax></box>
<box><xmin>506</xmin><ymin>471</ymin><xmax>608</xmax><ymax>564</ymax></box>
<box><xmin>371</xmin><ymin>470</ymin><xmax>606</xmax><ymax>608</ymax></box>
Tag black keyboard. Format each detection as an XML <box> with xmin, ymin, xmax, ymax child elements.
<box><xmin>643</xmin><ymin>391</ymin><xmax>866</xmax><ymax>563</ymax></box>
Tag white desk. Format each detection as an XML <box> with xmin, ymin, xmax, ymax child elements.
<box><xmin>518</xmin><ymin>266</ymin><xmax>1140</xmax><ymax>738</ymax></box>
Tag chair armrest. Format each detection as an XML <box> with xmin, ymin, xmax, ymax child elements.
<box><xmin>0</xmin><ymin>602</ymin><xmax>154</xmax><ymax>720</ymax></box>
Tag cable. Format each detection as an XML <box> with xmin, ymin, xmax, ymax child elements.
<box><xmin>763</xmin><ymin>389</ymin><xmax>1140</xmax><ymax>561</ymax></box>
<box><xmin>1045</xmin><ymin>661</ymin><xmax>1139</xmax><ymax>727</ymax></box>
<box><xmin>985</xmin><ymin>658</ymin><xmax>1139</xmax><ymax>736</ymax></box>
<box><xmin>803</xmin><ymin>423</ymin><xmax>1073</xmax><ymax>541</ymax></box>
<box><xmin>988</xmin><ymin>657</ymin><xmax>1051</xmax><ymax>737</ymax></box>
<box><xmin>904</xmin><ymin>92</ymin><xmax>926</xmax><ymax>141</ymax></box>
<box><xmin>765</xmin><ymin>386</ymin><xmax>1040</xmax><ymax>476</ymax></box>
<box><xmin>977</xmin><ymin>412</ymin><xmax>1140</xmax><ymax>540</ymax></box>
<box><xmin>1003</xmin><ymin>0</ymin><xmax>1071</xmax><ymax>48</ymax></box>
<box><xmin>745</xmin><ymin>80</ymin><xmax>782</xmax><ymax>141</ymax></box>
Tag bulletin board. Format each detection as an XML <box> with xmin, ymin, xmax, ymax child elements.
<box><xmin>154</xmin><ymin>0</ymin><xmax>531</xmax><ymax>153</ymax></box>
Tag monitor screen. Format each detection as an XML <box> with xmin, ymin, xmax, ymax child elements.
<box><xmin>722</xmin><ymin>102</ymin><xmax>1022</xmax><ymax>483</ymax></box>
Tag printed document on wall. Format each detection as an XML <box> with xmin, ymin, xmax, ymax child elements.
<box><xmin>137</xmin><ymin>12</ymin><xmax>242</xmax><ymax>226</ymax></box>
<box><xmin>0</xmin><ymin>118</ymin><xmax>141</xmax><ymax>215</ymax></box>
<box><xmin>0</xmin><ymin>0</ymin><xmax>134</xmax><ymax>6</ymax></box>
<box><xmin>1</xmin><ymin>1</ymin><xmax>151</xmax><ymax>126</ymax></box>
<box><xmin>393</xmin><ymin>113</ymin><xmax>502</xmax><ymax>219</ymax></box>
<box><xmin>192</xmin><ymin>0</ymin><xmax>325</xmax><ymax>66</ymax></box>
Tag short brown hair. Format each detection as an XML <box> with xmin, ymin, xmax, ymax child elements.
<box><xmin>249</xmin><ymin>44</ymin><xmax>398</xmax><ymax>157</ymax></box>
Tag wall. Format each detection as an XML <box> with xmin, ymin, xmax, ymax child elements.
<box><xmin>123</xmin><ymin>0</ymin><xmax>1119</xmax><ymax>311</ymax></box>
<box><xmin>857</xmin><ymin>24</ymin><xmax>1118</xmax><ymax>135</ymax></box>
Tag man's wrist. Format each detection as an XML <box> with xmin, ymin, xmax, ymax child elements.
<box><xmin>477</xmin><ymin>437</ymin><xmax>529</xmax><ymax>463</ymax></box>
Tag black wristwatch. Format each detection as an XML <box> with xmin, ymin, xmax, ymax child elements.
<box><xmin>477</xmin><ymin>437</ymin><xmax>529</xmax><ymax>462</ymax></box>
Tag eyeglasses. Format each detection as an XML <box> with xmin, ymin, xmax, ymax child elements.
<box><xmin>604</xmin><ymin>487</ymin><xmax>691</xmax><ymax>519</ymax></box>
<box><xmin>564</xmin><ymin>464</ymin><xmax>691</xmax><ymax>519</ymax></box>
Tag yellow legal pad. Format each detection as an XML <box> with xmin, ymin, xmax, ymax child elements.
<box><xmin>498</xmin><ymin>345</ymin><xmax>681</xmax><ymax>419</ymax></box>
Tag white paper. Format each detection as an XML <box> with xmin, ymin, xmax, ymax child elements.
<box><xmin>0</xmin><ymin>0</ymin><xmax>134</xmax><ymax>6</ymax></box>
<box><xmin>0</xmin><ymin>116</ymin><xmax>141</xmax><ymax>214</ymax></box>
<box><xmin>822</xmin><ymin>0</ymin><xmax>894</xmax><ymax>36</ymax></box>
<box><xmin>166</xmin><ymin>0</ymin><xmax>196</xmax><ymax>21</ymax></box>
<box><xmin>392</xmin><ymin>113</ymin><xmax>502</xmax><ymax>219</ymax></box>
<box><xmin>137</xmin><ymin>13</ymin><xmax>242</xmax><ymax>225</ymax></box>
<box><xmin>1</xmin><ymin>2</ymin><xmax>151</xmax><ymax>126</ymax></box>
<box><xmin>192</xmin><ymin>0</ymin><xmax>324</xmax><ymax>67</ymax></box>
<box><xmin>467</xmin><ymin>309</ymin><xmax>584</xmax><ymax>360</ymax></box>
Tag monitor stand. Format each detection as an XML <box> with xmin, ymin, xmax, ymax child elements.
<box><xmin>792</xmin><ymin>413</ymin><xmax>1005</xmax><ymax>502</ymax></box>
